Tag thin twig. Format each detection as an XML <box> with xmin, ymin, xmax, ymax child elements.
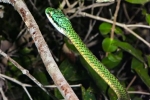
<box><xmin>128</xmin><ymin>91</ymin><xmax>150</xmax><ymax>95</ymax></box>
<box><xmin>0</xmin><ymin>74</ymin><xmax>33</xmax><ymax>100</ymax></box>
<box><xmin>110</xmin><ymin>0</ymin><xmax>121</xmax><ymax>39</ymax></box>
<box><xmin>0</xmin><ymin>87</ymin><xmax>8</xmax><ymax>100</ymax></box>
<box><xmin>127</xmin><ymin>76</ymin><xmax>137</xmax><ymax>90</ymax></box>
<box><xmin>84</xmin><ymin>7</ymin><xmax>103</xmax><ymax>42</ymax></box>
<box><xmin>0</xmin><ymin>49</ymin><xmax>49</xmax><ymax>95</ymax></box>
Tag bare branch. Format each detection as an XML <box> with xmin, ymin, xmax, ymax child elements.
<box><xmin>0</xmin><ymin>0</ymin><xmax>79</xmax><ymax>99</ymax></box>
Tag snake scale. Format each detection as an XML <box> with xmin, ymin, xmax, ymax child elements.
<box><xmin>45</xmin><ymin>7</ymin><xmax>130</xmax><ymax>100</ymax></box>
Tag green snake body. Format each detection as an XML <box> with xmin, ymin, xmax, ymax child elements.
<box><xmin>45</xmin><ymin>7</ymin><xmax>130</xmax><ymax>100</ymax></box>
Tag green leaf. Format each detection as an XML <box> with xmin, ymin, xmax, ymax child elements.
<box><xmin>102</xmin><ymin>51</ymin><xmax>123</xmax><ymax>69</ymax></box>
<box><xmin>99</xmin><ymin>23</ymin><xmax>112</xmax><ymax>35</ymax></box>
<box><xmin>125</xmin><ymin>0</ymin><xmax>150</xmax><ymax>4</ymax></box>
<box><xmin>114</xmin><ymin>39</ymin><xmax>145</xmax><ymax>63</ymax></box>
<box><xmin>54</xmin><ymin>88</ymin><xmax>63</xmax><ymax>99</ymax></box>
<box><xmin>81</xmin><ymin>86</ymin><xmax>96</xmax><ymax>100</ymax></box>
<box><xmin>142</xmin><ymin>9</ymin><xmax>150</xmax><ymax>25</ymax></box>
<box><xmin>102</xmin><ymin>38</ymin><xmax>117</xmax><ymax>52</ymax></box>
<box><xmin>114</xmin><ymin>27</ymin><xmax>126</xmax><ymax>40</ymax></box>
<box><xmin>34</xmin><ymin>71</ymin><xmax>60</xmax><ymax>100</ymax></box>
<box><xmin>7</xmin><ymin>59</ymin><xmax>22</xmax><ymax>77</ymax></box>
<box><xmin>131</xmin><ymin>58</ymin><xmax>150</xmax><ymax>87</ymax></box>
<box><xmin>145</xmin><ymin>13</ymin><xmax>150</xmax><ymax>25</ymax></box>
<box><xmin>108</xmin><ymin>53</ymin><xmax>121</xmax><ymax>62</ymax></box>
<box><xmin>59</xmin><ymin>59</ymin><xmax>87</xmax><ymax>81</ymax></box>
<box><xmin>19</xmin><ymin>47</ymin><xmax>33</xmax><ymax>54</ymax></box>
<box><xmin>146</xmin><ymin>55</ymin><xmax>150</xmax><ymax>67</ymax></box>
<box><xmin>99</xmin><ymin>23</ymin><xmax>125</xmax><ymax>40</ymax></box>
<box><xmin>22</xmin><ymin>55</ymin><xmax>36</xmax><ymax>67</ymax></box>
<box><xmin>33</xmin><ymin>71</ymin><xmax>49</xmax><ymax>85</ymax></box>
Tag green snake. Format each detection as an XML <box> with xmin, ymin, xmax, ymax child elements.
<box><xmin>45</xmin><ymin>7</ymin><xmax>130</xmax><ymax>100</ymax></box>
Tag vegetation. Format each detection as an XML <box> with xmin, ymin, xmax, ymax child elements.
<box><xmin>0</xmin><ymin>0</ymin><xmax>150</xmax><ymax>100</ymax></box>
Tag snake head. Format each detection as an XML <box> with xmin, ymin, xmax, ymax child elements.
<box><xmin>45</xmin><ymin>7</ymin><xmax>73</xmax><ymax>36</ymax></box>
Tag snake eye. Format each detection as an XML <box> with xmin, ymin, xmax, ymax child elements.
<box><xmin>45</xmin><ymin>7</ymin><xmax>55</xmax><ymax>17</ymax></box>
